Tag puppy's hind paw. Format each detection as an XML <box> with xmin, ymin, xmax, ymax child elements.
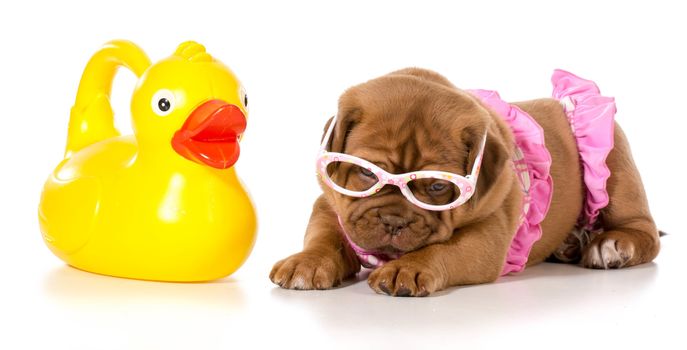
<box><xmin>582</xmin><ymin>237</ymin><xmax>635</xmax><ymax>269</ymax></box>
<box><xmin>269</xmin><ymin>252</ymin><xmax>342</xmax><ymax>290</ymax></box>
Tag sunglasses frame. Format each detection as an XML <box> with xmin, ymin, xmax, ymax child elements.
<box><xmin>316</xmin><ymin>115</ymin><xmax>487</xmax><ymax>211</ymax></box>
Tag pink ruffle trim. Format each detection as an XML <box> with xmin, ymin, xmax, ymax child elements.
<box><xmin>552</xmin><ymin>69</ymin><xmax>616</xmax><ymax>229</ymax></box>
<box><xmin>469</xmin><ymin>89</ymin><xmax>554</xmax><ymax>276</ymax></box>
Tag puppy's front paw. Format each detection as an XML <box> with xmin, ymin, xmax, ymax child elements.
<box><xmin>367</xmin><ymin>260</ymin><xmax>445</xmax><ymax>297</ymax></box>
<box><xmin>270</xmin><ymin>252</ymin><xmax>342</xmax><ymax>290</ymax></box>
<box><xmin>582</xmin><ymin>236</ymin><xmax>635</xmax><ymax>269</ymax></box>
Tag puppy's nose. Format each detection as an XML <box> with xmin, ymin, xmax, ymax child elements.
<box><xmin>381</xmin><ymin>214</ymin><xmax>407</xmax><ymax>236</ymax></box>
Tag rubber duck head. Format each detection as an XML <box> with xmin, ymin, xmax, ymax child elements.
<box><xmin>131</xmin><ymin>41</ymin><xmax>248</xmax><ymax>169</ymax></box>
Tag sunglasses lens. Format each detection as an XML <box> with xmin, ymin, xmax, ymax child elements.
<box><xmin>326</xmin><ymin>161</ymin><xmax>379</xmax><ymax>192</ymax></box>
<box><xmin>407</xmin><ymin>178</ymin><xmax>462</xmax><ymax>206</ymax></box>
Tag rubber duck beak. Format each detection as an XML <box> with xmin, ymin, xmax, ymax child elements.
<box><xmin>171</xmin><ymin>99</ymin><xmax>247</xmax><ymax>169</ymax></box>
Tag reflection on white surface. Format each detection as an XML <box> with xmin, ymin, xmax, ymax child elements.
<box><xmin>2</xmin><ymin>233</ymin><xmax>681</xmax><ymax>350</ymax></box>
<box><xmin>269</xmin><ymin>262</ymin><xmax>660</xmax><ymax>333</ymax></box>
<box><xmin>43</xmin><ymin>266</ymin><xmax>246</xmax><ymax>312</ymax></box>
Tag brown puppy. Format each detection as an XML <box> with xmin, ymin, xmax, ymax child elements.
<box><xmin>270</xmin><ymin>68</ymin><xmax>660</xmax><ymax>296</ymax></box>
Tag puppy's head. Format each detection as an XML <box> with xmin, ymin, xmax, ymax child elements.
<box><xmin>320</xmin><ymin>68</ymin><xmax>514</xmax><ymax>255</ymax></box>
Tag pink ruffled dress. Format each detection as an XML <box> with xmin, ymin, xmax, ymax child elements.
<box><xmin>340</xmin><ymin>69</ymin><xmax>616</xmax><ymax>275</ymax></box>
<box><xmin>468</xmin><ymin>88</ymin><xmax>555</xmax><ymax>275</ymax></box>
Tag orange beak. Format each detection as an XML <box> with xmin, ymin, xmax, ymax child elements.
<box><xmin>171</xmin><ymin>99</ymin><xmax>246</xmax><ymax>169</ymax></box>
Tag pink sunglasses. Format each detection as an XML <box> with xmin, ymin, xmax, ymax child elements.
<box><xmin>316</xmin><ymin>116</ymin><xmax>487</xmax><ymax>211</ymax></box>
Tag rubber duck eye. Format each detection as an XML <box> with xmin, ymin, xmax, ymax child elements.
<box><xmin>158</xmin><ymin>98</ymin><xmax>171</xmax><ymax>111</ymax></box>
<box><xmin>151</xmin><ymin>89</ymin><xmax>175</xmax><ymax>116</ymax></box>
<box><xmin>240</xmin><ymin>87</ymin><xmax>248</xmax><ymax>109</ymax></box>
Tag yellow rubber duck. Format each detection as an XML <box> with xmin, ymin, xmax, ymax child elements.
<box><xmin>38</xmin><ymin>40</ymin><xmax>257</xmax><ymax>282</ymax></box>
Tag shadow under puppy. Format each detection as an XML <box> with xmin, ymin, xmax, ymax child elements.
<box><xmin>270</xmin><ymin>68</ymin><xmax>660</xmax><ymax>296</ymax></box>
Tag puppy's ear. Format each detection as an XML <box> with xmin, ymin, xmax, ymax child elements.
<box><xmin>323</xmin><ymin>109</ymin><xmax>362</xmax><ymax>153</ymax></box>
<box><xmin>464</xmin><ymin>123</ymin><xmax>511</xmax><ymax>203</ymax></box>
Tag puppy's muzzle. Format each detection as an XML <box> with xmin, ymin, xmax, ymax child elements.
<box><xmin>381</xmin><ymin>214</ymin><xmax>407</xmax><ymax>236</ymax></box>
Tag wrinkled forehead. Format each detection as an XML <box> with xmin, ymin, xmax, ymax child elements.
<box><xmin>340</xmin><ymin>76</ymin><xmax>486</xmax><ymax>131</ymax></box>
<box><xmin>337</xmin><ymin>76</ymin><xmax>489</xmax><ymax>172</ymax></box>
<box><xmin>343</xmin><ymin>109</ymin><xmax>479</xmax><ymax>174</ymax></box>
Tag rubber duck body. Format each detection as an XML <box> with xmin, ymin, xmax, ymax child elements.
<box><xmin>38</xmin><ymin>41</ymin><xmax>257</xmax><ymax>282</ymax></box>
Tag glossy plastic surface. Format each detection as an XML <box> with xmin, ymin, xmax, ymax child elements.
<box><xmin>38</xmin><ymin>40</ymin><xmax>257</xmax><ymax>282</ymax></box>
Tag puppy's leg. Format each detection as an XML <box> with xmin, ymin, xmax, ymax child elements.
<box><xmin>581</xmin><ymin>124</ymin><xmax>660</xmax><ymax>269</ymax></box>
<box><xmin>368</xmin><ymin>210</ymin><xmax>516</xmax><ymax>297</ymax></box>
<box><xmin>270</xmin><ymin>196</ymin><xmax>360</xmax><ymax>289</ymax></box>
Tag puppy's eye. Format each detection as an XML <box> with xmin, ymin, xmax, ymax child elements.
<box><xmin>428</xmin><ymin>181</ymin><xmax>448</xmax><ymax>193</ymax></box>
<box><xmin>360</xmin><ymin>167</ymin><xmax>375</xmax><ymax>178</ymax></box>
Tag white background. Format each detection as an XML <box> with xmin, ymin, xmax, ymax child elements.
<box><xmin>1</xmin><ymin>1</ymin><xmax>685</xmax><ymax>349</ymax></box>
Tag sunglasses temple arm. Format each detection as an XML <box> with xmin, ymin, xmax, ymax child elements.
<box><xmin>469</xmin><ymin>131</ymin><xmax>488</xmax><ymax>179</ymax></box>
<box><xmin>320</xmin><ymin>115</ymin><xmax>338</xmax><ymax>152</ymax></box>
